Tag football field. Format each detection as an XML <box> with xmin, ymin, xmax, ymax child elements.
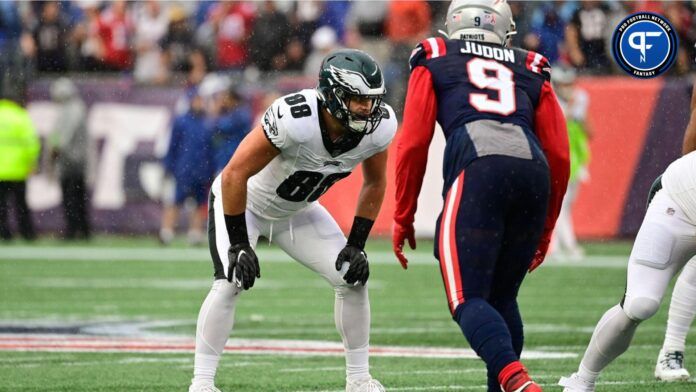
<box><xmin>1</xmin><ymin>237</ymin><xmax>694</xmax><ymax>391</ymax></box>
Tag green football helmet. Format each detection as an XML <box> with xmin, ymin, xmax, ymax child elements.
<box><xmin>317</xmin><ymin>49</ymin><xmax>386</xmax><ymax>134</ymax></box>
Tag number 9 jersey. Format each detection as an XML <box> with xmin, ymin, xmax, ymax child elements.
<box><xmin>247</xmin><ymin>88</ymin><xmax>397</xmax><ymax>220</ymax></box>
<box><xmin>394</xmin><ymin>36</ymin><xmax>569</xmax><ymax>249</ymax></box>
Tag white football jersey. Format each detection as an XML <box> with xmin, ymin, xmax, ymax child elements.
<box><xmin>242</xmin><ymin>89</ymin><xmax>397</xmax><ymax>220</ymax></box>
<box><xmin>662</xmin><ymin>150</ymin><xmax>696</xmax><ymax>223</ymax></box>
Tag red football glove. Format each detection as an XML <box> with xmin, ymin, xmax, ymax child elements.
<box><xmin>528</xmin><ymin>237</ymin><xmax>550</xmax><ymax>273</ymax></box>
<box><xmin>392</xmin><ymin>222</ymin><xmax>416</xmax><ymax>269</ymax></box>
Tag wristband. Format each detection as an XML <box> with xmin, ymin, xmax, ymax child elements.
<box><xmin>347</xmin><ymin>216</ymin><xmax>374</xmax><ymax>250</ymax></box>
<box><xmin>224</xmin><ymin>213</ymin><xmax>249</xmax><ymax>245</ymax></box>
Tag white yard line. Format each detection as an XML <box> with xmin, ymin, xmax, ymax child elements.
<box><xmin>0</xmin><ymin>246</ymin><xmax>629</xmax><ymax>268</ymax></box>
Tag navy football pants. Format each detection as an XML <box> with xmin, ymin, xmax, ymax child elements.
<box><xmin>434</xmin><ymin>155</ymin><xmax>549</xmax><ymax>391</ymax></box>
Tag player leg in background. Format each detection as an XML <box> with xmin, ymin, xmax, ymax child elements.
<box><xmin>189</xmin><ymin>190</ymin><xmax>262</xmax><ymax>391</ymax></box>
<box><xmin>437</xmin><ymin>156</ymin><xmax>548</xmax><ymax>392</ymax></box>
<box><xmin>13</xmin><ymin>180</ymin><xmax>35</xmax><ymax>240</ymax></box>
<box><xmin>159</xmin><ymin>177</ymin><xmax>180</xmax><ymax>245</ymax></box>
<box><xmin>61</xmin><ymin>174</ymin><xmax>90</xmax><ymax>240</ymax></box>
<box><xmin>60</xmin><ymin>176</ymin><xmax>77</xmax><ymax>239</ymax></box>
<box><xmin>72</xmin><ymin>173</ymin><xmax>91</xmax><ymax>239</ymax></box>
<box><xmin>656</xmin><ymin>258</ymin><xmax>696</xmax><ymax>381</ymax></box>
<box><xmin>187</xmin><ymin>184</ymin><xmax>209</xmax><ymax>246</ymax></box>
<box><xmin>550</xmin><ymin>179</ymin><xmax>583</xmax><ymax>261</ymax></box>
<box><xmin>560</xmin><ymin>189</ymin><xmax>696</xmax><ymax>391</ymax></box>
<box><xmin>271</xmin><ymin>203</ymin><xmax>381</xmax><ymax>390</ymax></box>
<box><xmin>0</xmin><ymin>180</ymin><xmax>12</xmax><ymax>240</ymax></box>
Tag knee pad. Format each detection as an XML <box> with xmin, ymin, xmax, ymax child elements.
<box><xmin>212</xmin><ymin>278</ymin><xmax>242</xmax><ymax>302</ymax></box>
<box><xmin>622</xmin><ymin>295</ymin><xmax>660</xmax><ymax>321</ymax></box>
<box><xmin>335</xmin><ymin>283</ymin><xmax>367</xmax><ymax>298</ymax></box>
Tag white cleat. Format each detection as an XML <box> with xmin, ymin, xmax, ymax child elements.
<box><xmin>346</xmin><ymin>377</ymin><xmax>385</xmax><ymax>392</ymax></box>
<box><xmin>655</xmin><ymin>349</ymin><xmax>691</xmax><ymax>382</ymax></box>
<box><xmin>558</xmin><ymin>373</ymin><xmax>595</xmax><ymax>392</ymax></box>
<box><xmin>188</xmin><ymin>383</ymin><xmax>221</xmax><ymax>392</ymax></box>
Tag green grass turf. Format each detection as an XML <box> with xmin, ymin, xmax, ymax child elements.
<box><xmin>0</xmin><ymin>237</ymin><xmax>693</xmax><ymax>391</ymax></box>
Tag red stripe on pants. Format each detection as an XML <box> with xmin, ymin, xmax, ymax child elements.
<box><xmin>439</xmin><ymin>171</ymin><xmax>465</xmax><ymax>314</ymax></box>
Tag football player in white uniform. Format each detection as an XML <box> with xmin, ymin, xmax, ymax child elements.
<box><xmin>559</xmin><ymin>83</ymin><xmax>696</xmax><ymax>391</ymax></box>
<box><xmin>188</xmin><ymin>49</ymin><xmax>397</xmax><ymax>392</ymax></box>
<box><xmin>652</xmin><ymin>82</ymin><xmax>696</xmax><ymax>383</ymax></box>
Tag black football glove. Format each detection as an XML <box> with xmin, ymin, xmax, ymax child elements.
<box><xmin>335</xmin><ymin>245</ymin><xmax>369</xmax><ymax>286</ymax></box>
<box><xmin>227</xmin><ymin>243</ymin><xmax>260</xmax><ymax>290</ymax></box>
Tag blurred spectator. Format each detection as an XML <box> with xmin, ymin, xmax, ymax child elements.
<box><xmin>97</xmin><ymin>0</ymin><xmax>133</xmax><ymax>71</ymax></box>
<box><xmin>249</xmin><ymin>1</ymin><xmax>290</xmax><ymax>71</ymax></box>
<box><xmin>0</xmin><ymin>95</ymin><xmax>39</xmax><ymax>241</ymax></box>
<box><xmin>427</xmin><ymin>0</ymin><xmax>449</xmax><ymax>33</ymax></box>
<box><xmin>73</xmin><ymin>1</ymin><xmax>105</xmax><ymax>71</ymax></box>
<box><xmin>347</xmin><ymin>1</ymin><xmax>386</xmax><ymax>37</ymax></box>
<box><xmin>32</xmin><ymin>1</ymin><xmax>69</xmax><ymax>72</ymax></box>
<box><xmin>197</xmin><ymin>71</ymin><xmax>230</xmax><ymax>112</ymax></box>
<box><xmin>508</xmin><ymin>1</ymin><xmax>535</xmax><ymax>49</ymax></box>
<box><xmin>663</xmin><ymin>1</ymin><xmax>696</xmax><ymax>75</ymax></box>
<box><xmin>210</xmin><ymin>86</ymin><xmax>252</xmax><ymax>174</ymax></box>
<box><xmin>528</xmin><ymin>3</ymin><xmax>566</xmax><ymax>64</ymax></box>
<box><xmin>160</xmin><ymin>91</ymin><xmax>212</xmax><ymax>246</ymax></box>
<box><xmin>133</xmin><ymin>0</ymin><xmax>168</xmax><ymax>83</ymax></box>
<box><xmin>0</xmin><ymin>1</ymin><xmax>32</xmax><ymax>100</ymax></box>
<box><xmin>194</xmin><ymin>1</ymin><xmax>217</xmax><ymax>28</ymax></box>
<box><xmin>384</xmin><ymin>0</ymin><xmax>431</xmax><ymax>115</ymax></box>
<box><xmin>385</xmin><ymin>0</ymin><xmax>431</xmax><ymax>45</ymax></box>
<box><xmin>566</xmin><ymin>1</ymin><xmax>611</xmax><ymax>73</ymax></box>
<box><xmin>205</xmin><ymin>2</ymin><xmax>255</xmax><ymax>70</ymax></box>
<box><xmin>345</xmin><ymin>0</ymin><xmax>388</xmax><ymax>67</ymax></box>
<box><xmin>549</xmin><ymin>66</ymin><xmax>592</xmax><ymax>261</ymax></box>
<box><xmin>292</xmin><ymin>0</ymin><xmax>323</xmax><ymax>45</ymax></box>
<box><xmin>188</xmin><ymin>47</ymin><xmax>208</xmax><ymax>86</ymax></box>
<box><xmin>304</xmin><ymin>26</ymin><xmax>338</xmax><ymax>77</ymax></box>
<box><xmin>161</xmin><ymin>5</ymin><xmax>195</xmax><ymax>74</ymax></box>
<box><xmin>49</xmin><ymin>78</ymin><xmax>90</xmax><ymax>240</ymax></box>
<box><xmin>318</xmin><ymin>1</ymin><xmax>350</xmax><ymax>41</ymax></box>
<box><xmin>632</xmin><ymin>0</ymin><xmax>665</xmax><ymax>15</ymax></box>
<box><xmin>281</xmin><ymin>38</ymin><xmax>306</xmax><ymax>72</ymax></box>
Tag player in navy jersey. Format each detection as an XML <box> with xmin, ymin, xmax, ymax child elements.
<box><xmin>392</xmin><ymin>1</ymin><xmax>570</xmax><ymax>391</ymax></box>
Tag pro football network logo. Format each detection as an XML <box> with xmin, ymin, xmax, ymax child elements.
<box><xmin>611</xmin><ymin>12</ymin><xmax>678</xmax><ymax>78</ymax></box>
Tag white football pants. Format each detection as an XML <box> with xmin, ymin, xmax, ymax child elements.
<box><xmin>575</xmin><ymin>189</ymin><xmax>696</xmax><ymax>380</ymax></box>
<box><xmin>624</xmin><ymin>189</ymin><xmax>696</xmax><ymax>320</ymax></box>
<box><xmin>192</xmin><ymin>186</ymin><xmax>371</xmax><ymax>386</ymax></box>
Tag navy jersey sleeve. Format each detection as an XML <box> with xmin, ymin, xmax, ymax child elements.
<box><xmin>521</xmin><ymin>50</ymin><xmax>552</xmax><ymax>83</ymax></box>
<box><xmin>513</xmin><ymin>48</ymin><xmax>552</xmax><ymax>107</ymax></box>
<box><xmin>409</xmin><ymin>37</ymin><xmax>449</xmax><ymax>71</ymax></box>
<box><xmin>408</xmin><ymin>43</ymin><xmax>427</xmax><ymax>70</ymax></box>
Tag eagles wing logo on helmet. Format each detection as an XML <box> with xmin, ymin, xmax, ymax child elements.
<box><xmin>328</xmin><ymin>65</ymin><xmax>381</xmax><ymax>95</ymax></box>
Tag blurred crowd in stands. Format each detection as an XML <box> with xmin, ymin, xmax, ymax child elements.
<box><xmin>2</xmin><ymin>1</ymin><xmax>696</xmax><ymax>101</ymax></box>
<box><xmin>1</xmin><ymin>0</ymin><xmax>694</xmax><ymax>241</ymax></box>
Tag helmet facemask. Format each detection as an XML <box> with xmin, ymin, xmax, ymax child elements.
<box><xmin>330</xmin><ymin>86</ymin><xmax>384</xmax><ymax>135</ymax></box>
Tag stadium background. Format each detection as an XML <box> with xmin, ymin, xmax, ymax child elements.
<box><xmin>1</xmin><ymin>0</ymin><xmax>694</xmax><ymax>241</ymax></box>
<box><xmin>3</xmin><ymin>2</ymin><xmax>696</xmax><ymax>391</ymax></box>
